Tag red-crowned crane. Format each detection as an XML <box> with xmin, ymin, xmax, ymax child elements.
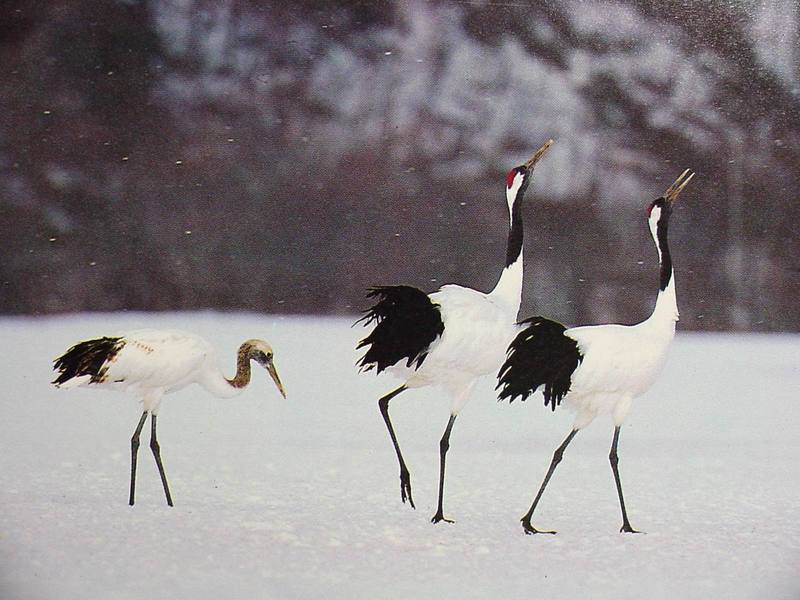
<box><xmin>497</xmin><ymin>169</ymin><xmax>694</xmax><ymax>534</ymax></box>
<box><xmin>357</xmin><ymin>140</ymin><xmax>554</xmax><ymax>524</ymax></box>
<box><xmin>52</xmin><ymin>329</ymin><xmax>287</xmax><ymax>506</ymax></box>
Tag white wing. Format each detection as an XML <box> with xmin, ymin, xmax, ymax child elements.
<box><xmin>102</xmin><ymin>329</ymin><xmax>212</xmax><ymax>392</ymax></box>
<box><xmin>415</xmin><ymin>284</ymin><xmax>519</xmax><ymax>381</ymax></box>
<box><xmin>566</xmin><ymin>322</ymin><xmax>673</xmax><ymax>398</ymax></box>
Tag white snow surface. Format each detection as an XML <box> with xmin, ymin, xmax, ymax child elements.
<box><xmin>1</xmin><ymin>312</ymin><xmax>798</xmax><ymax>600</ymax></box>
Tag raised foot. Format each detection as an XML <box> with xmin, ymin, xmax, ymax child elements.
<box><xmin>620</xmin><ymin>523</ymin><xmax>643</xmax><ymax>534</ymax></box>
<box><xmin>400</xmin><ymin>469</ymin><xmax>415</xmax><ymax>509</ymax></box>
<box><xmin>431</xmin><ymin>512</ymin><xmax>455</xmax><ymax>524</ymax></box>
<box><xmin>521</xmin><ymin>519</ymin><xmax>557</xmax><ymax>535</ymax></box>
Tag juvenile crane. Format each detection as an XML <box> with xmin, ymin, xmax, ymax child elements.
<box><xmin>357</xmin><ymin>140</ymin><xmax>554</xmax><ymax>523</ymax></box>
<box><xmin>497</xmin><ymin>169</ymin><xmax>694</xmax><ymax>534</ymax></box>
<box><xmin>52</xmin><ymin>329</ymin><xmax>287</xmax><ymax>506</ymax></box>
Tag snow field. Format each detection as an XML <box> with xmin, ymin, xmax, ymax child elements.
<box><xmin>1</xmin><ymin>312</ymin><xmax>798</xmax><ymax>599</ymax></box>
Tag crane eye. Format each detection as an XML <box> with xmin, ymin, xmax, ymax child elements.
<box><xmin>253</xmin><ymin>350</ymin><xmax>270</xmax><ymax>363</ymax></box>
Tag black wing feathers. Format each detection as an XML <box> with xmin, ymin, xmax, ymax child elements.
<box><xmin>52</xmin><ymin>336</ymin><xmax>125</xmax><ymax>385</ymax></box>
<box><xmin>356</xmin><ymin>285</ymin><xmax>444</xmax><ymax>373</ymax></box>
<box><xmin>497</xmin><ymin>317</ymin><xmax>582</xmax><ymax>410</ymax></box>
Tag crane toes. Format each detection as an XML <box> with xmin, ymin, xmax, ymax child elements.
<box><xmin>620</xmin><ymin>523</ymin><xmax>643</xmax><ymax>534</ymax></box>
<box><xmin>521</xmin><ymin>519</ymin><xmax>557</xmax><ymax>535</ymax></box>
<box><xmin>431</xmin><ymin>512</ymin><xmax>455</xmax><ymax>524</ymax></box>
<box><xmin>399</xmin><ymin>470</ymin><xmax>415</xmax><ymax>509</ymax></box>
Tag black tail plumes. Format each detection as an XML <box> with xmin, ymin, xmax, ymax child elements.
<box><xmin>497</xmin><ymin>317</ymin><xmax>582</xmax><ymax>410</ymax></box>
<box><xmin>52</xmin><ymin>336</ymin><xmax>124</xmax><ymax>386</ymax></box>
<box><xmin>356</xmin><ymin>285</ymin><xmax>444</xmax><ymax>373</ymax></box>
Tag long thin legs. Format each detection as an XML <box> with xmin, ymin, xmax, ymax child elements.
<box><xmin>129</xmin><ymin>412</ymin><xmax>173</xmax><ymax>507</ymax></box>
<box><xmin>521</xmin><ymin>429</ymin><xmax>578</xmax><ymax>535</ymax></box>
<box><xmin>610</xmin><ymin>426</ymin><xmax>638</xmax><ymax>533</ymax></box>
<box><xmin>150</xmin><ymin>415</ymin><xmax>173</xmax><ymax>507</ymax></box>
<box><xmin>129</xmin><ymin>411</ymin><xmax>148</xmax><ymax>506</ymax></box>
<box><xmin>431</xmin><ymin>414</ymin><xmax>457</xmax><ymax>524</ymax></box>
<box><xmin>378</xmin><ymin>385</ymin><xmax>414</xmax><ymax>508</ymax></box>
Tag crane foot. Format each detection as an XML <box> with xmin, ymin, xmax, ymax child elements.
<box><xmin>521</xmin><ymin>519</ymin><xmax>557</xmax><ymax>535</ymax></box>
<box><xmin>400</xmin><ymin>469</ymin><xmax>415</xmax><ymax>509</ymax></box>
<box><xmin>620</xmin><ymin>523</ymin><xmax>643</xmax><ymax>534</ymax></box>
<box><xmin>431</xmin><ymin>512</ymin><xmax>454</xmax><ymax>524</ymax></box>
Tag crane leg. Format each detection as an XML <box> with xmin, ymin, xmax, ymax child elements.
<box><xmin>129</xmin><ymin>411</ymin><xmax>148</xmax><ymax>506</ymax></box>
<box><xmin>378</xmin><ymin>385</ymin><xmax>415</xmax><ymax>509</ymax></box>
<box><xmin>521</xmin><ymin>429</ymin><xmax>578</xmax><ymax>535</ymax></box>
<box><xmin>149</xmin><ymin>415</ymin><xmax>173</xmax><ymax>507</ymax></box>
<box><xmin>610</xmin><ymin>426</ymin><xmax>639</xmax><ymax>533</ymax></box>
<box><xmin>431</xmin><ymin>413</ymin><xmax>457</xmax><ymax>524</ymax></box>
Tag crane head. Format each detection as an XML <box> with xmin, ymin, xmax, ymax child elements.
<box><xmin>505</xmin><ymin>139</ymin><xmax>554</xmax><ymax>191</ymax></box>
<box><xmin>246</xmin><ymin>339</ymin><xmax>287</xmax><ymax>399</ymax></box>
<box><xmin>648</xmin><ymin>169</ymin><xmax>694</xmax><ymax>220</ymax></box>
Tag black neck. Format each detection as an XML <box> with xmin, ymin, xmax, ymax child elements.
<box><xmin>656</xmin><ymin>212</ymin><xmax>672</xmax><ymax>291</ymax></box>
<box><xmin>505</xmin><ymin>180</ymin><xmax>528</xmax><ymax>267</ymax></box>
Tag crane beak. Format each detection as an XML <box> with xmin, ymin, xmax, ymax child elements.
<box><xmin>265</xmin><ymin>360</ymin><xmax>287</xmax><ymax>399</ymax></box>
<box><xmin>664</xmin><ymin>169</ymin><xmax>695</xmax><ymax>204</ymax></box>
<box><xmin>524</xmin><ymin>139</ymin><xmax>554</xmax><ymax>170</ymax></box>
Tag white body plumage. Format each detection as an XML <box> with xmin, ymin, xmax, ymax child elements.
<box><xmin>387</xmin><ymin>284</ymin><xmax>522</xmax><ymax>413</ymax></box>
<box><xmin>52</xmin><ymin>328</ymin><xmax>286</xmax><ymax>507</ymax></box>
<box><xmin>496</xmin><ymin>168</ymin><xmax>693</xmax><ymax>534</ymax></box>
<box><xmin>358</xmin><ymin>140</ymin><xmax>554</xmax><ymax>522</ymax></box>
<box><xmin>564</xmin><ymin>276</ymin><xmax>678</xmax><ymax>428</ymax></box>
<box><xmin>56</xmin><ymin>329</ymin><xmax>280</xmax><ymax>413</ymax></box>
<box><xmin>382</xmin><ymin>153</ymin><xmax>536</xmax><ymax>409</ymax></box>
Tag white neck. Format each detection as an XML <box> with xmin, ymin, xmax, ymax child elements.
<box><xmin>646</xmin><ymin>270</ymin><xmax>679</xmax><ymax>328</ymax></box>
<box><xmin>198</xmin><ymin>366</ymin><xmax>247</xmax><ymax>398</ymax></box>
<box><xmin>489</xmin><ymin>258</ymin><xmax>523</xmax><ymax>314</ymax></box>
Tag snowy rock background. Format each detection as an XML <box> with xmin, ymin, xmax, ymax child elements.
<box><xmin>1</xmin><ymin>0</ymin><xmax>798</xmax><ymax>330</ymax></box>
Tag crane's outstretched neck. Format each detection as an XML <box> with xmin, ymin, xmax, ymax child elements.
<box><xmin>489</xmin><ymin>172</ymin><xmax>528</xmax><ymax>313</ymax></box>
<box><xmin>646</xmin><ymin>200</ymin><xmax>679</xmax><ymax>327</ymax></box>
<box><xmin>646</xmin><ymin>168</ymin><xmax>693</xmax><ymax>328</ymax></box>
<box><xmin>489</xmin><ymin>140</ymin><xmax>553</xmax><ymax>314</ymax></box>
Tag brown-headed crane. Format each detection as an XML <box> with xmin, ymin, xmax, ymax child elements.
<box><xmin>53</xmin><ymin>330</ymin><xmax>287</xmax><ymax>506</ymax></box>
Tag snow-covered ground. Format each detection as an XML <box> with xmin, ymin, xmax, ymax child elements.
<box><xmin>1</xmin><ymin>312</ymin><xmax>798</xmax><ymax>599</ymax></box>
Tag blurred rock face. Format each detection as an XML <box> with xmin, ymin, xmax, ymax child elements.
<box><xmin>1</xmin><ymin>0</ymin><xmax>798</xmax><ymax>331</ymax></box>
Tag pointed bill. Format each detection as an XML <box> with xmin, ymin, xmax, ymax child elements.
<box><xmin>266</xmin><ymin>361</ymin><xmax>287</xmax><ymax>399</ymax></box>
<box><xmin>664</xmin><ymin>169</ymin><xmax>695</xmax><ymax>204</ymax></box>
<box><xmin>524</xmin><ymin>139</ymin><xmax>554</xmax><ymax>170</ymax></box>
